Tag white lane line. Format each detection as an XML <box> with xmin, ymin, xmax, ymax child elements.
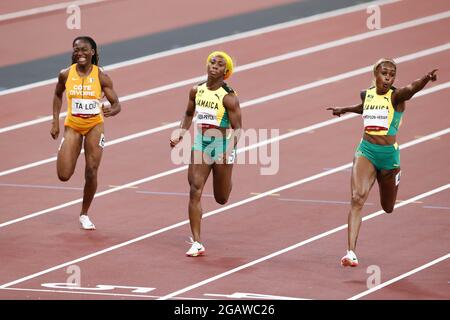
<box><xmin>203</xmin><ymin>292</ymin><xmax>310</xmax><ymax>300</ymax></box>
<box><xmin>0</xmin><ymin>0</ymin><xmax>105</xmax><ymax>22</ymax></box>
<box><xmin>1</xmin><ymin>8</ymin><xmax>448</xmax><ymax>133</ymax></box>
<box><xmin>0</xmin><ymin>287</ymin><xmax>210</xmax><ymax>300</ymax></box>
<box><xmin>277</xmin><ymin>198</ymin><xmax>374</xmax><ymax>205</ymax></box>
<box><xmin>136</xmin><ymin>190</ymin><xmax>214</xmax><ymax>197</ymax></box>
<box><xmin>422</xmin><ymin>205</ymin><xmax>450</xmax><ymax>210</ymax></box>
<box><xmin>0</xmin><ymin>129</ymin><xmax>447</xmax><ymax>289</ymax></box>
<box><xmin>1</xmin><ymin>46</ymin><xmax>449</xmax><ymax>178</ymax></box>
<box><xmin>0</xmin><ymin>183</ymin><xmax>82</xmax><ymax>191</ymax></box>
<box><xmin>158</xmin><ymin>184</ymin><xmax>450</xmax><ymax>300</ymax></box>
<box><xmin>0</xmin><ymin>0</ymin><xmax>398</xmax><ymax>96</ymax></box>
<box><xmin>349</xmin><ymin>253</ymin><xmax>450</xmax><ymax>300</ymax></box>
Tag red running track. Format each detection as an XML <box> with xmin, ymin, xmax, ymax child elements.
<box><xmin>0</xmin><ymin>0</ymin><xmax>449</xmax><ymax>300</ymax></box>
<box><xmin>0</xmin><ymin>0</ymin><xmax>296</xmax><ymax>67</ymax></box>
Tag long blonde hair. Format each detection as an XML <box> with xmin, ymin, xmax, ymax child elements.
<box><xmin>206</xmin><ymin>51</ymin><xmax>234</xmax><ymax>80</ymax></box>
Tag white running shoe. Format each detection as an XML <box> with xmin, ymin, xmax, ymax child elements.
<box><xmin>341</xmin><ymin>250</ymin><xmax>358</xmax><ymax>267</ymax></box>
<box><xmin>186</xmin><ymin>237</ymin><xmax>205</xmax><ymax>257</ymax></box>
<box><xmin>79</xmin><ymin>215</ymin><xmax>96</xmax><ymax>230</ymax></box>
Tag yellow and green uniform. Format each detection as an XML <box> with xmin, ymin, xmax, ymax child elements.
<box><xmin>64</xmin><ymin>64</ymin><xmax>103</xmax><ymax>136</ymax></box>
<box><xmin>194</xmin><ymin>82</ymin><xmax>232</xmax><ymax>128</ymax></box>
<box><xmin>355</xmin><ymin>86</ymin><xmax>403</xmax><ymax>170</ymax></box>
<box><xmin>193</xmin><ymin>82</ymin><xmax>236</xmax><ymax>163</ymax></box>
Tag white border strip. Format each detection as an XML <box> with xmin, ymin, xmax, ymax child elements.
<box><xmin>2</xmin><ymin>9</ymin><xmax>448</xmax><ymax>133</ymax></box>
<box><xmin>0</xmin><ymin>130</ymin><xmax>447</xmax><ymax>289</ymax></box>
<box><xmin>0</xmin><ymin>0</ymin><xmax>399</xmax><ymax>96</ymax></box>
<box><xmin>349</xmin><ymin>253</ymin><xmax>450</xmax><ymax>300</ymax></box>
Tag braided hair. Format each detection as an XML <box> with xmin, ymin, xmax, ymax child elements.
<box><xmin>71</xmin><ymin>36</ymin><xmax>99</xmax><ymax>65</ymax></box>
<box><xmin>373</xmin><ymin>58</ymin><xmax>396</xmax><ymax>76</ymax></box>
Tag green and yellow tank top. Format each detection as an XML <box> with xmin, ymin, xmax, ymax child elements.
<box><xmin>194</xmin><ymin>82</ymin><xmax>234</xmax><ymax>128</ymax></box>
<box><xmin>65</xmin><ymin>64</ymin><xmax>103</xmax><ymax>120</ymax></box>
<box><xmin>361</xmin><ymin>86</ymin><xmax>403</xmax><ymax>136</ymax></box>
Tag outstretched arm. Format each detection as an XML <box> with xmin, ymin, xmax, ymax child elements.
<box><xmin>99</xmin><ymin>71</ymin><xmax>121</xmax><ymax>117</ymax></box>
<box><xmin>327</xmin><ymin>103</ymin><xmax>363</xmax><ymax>117</ymax></box>
<box><xmin>50</xmin><ymin>69</ymin><xmax>68</xmax><ymax>140</ymax></box>
<box><xmin>170</xmin><ymin>86</ymin><xmax>197</xmax><ymax>147</ymax></box>
<box><xmin>393</xmin><ymin>69</ymin><xmax>438</xmax><ymax>105</ymax></box>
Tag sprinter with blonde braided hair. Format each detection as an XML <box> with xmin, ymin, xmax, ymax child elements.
<box><xmin>170</xmin><ymin>51</ymin><xmax>242</xmax><ymax>257</ymax></box>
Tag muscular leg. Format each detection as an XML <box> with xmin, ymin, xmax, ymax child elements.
<box><xmin>188</xmin><ymin>150</ymin><xmax>212</xmax><ymax>242</ymax></box>
<box><xmin>81</xmin><ymin>123</ymin><xmax>104</xmax><ymax>216</ymax></box>
<box><xmin>57</xmin><ymin>126</ymin><xmax>83</xmax><ymax>181</ymax></box>
<box><xmin>211</xmin><ymin>162</ymin><xmax>233</xmax><ymax>205</ymax></box>
<box><xmin>377</xmin><ymin>168</ymin><xmax>401</xmax><ymax>214</ymax></box>
<box><xmin>348</xmin><ymin>156</ymin><xmax>377</xmax><ymax>251</ymax></box>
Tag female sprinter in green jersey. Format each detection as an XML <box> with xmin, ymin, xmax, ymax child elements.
<box><xmin>170</xmin><ymin>51</ymin><xmax>242</xmax><ymax>257</ymax></box>
<box><xmin>327</xmin><ymin>59</ymin><xmax>437</xmax><ymax>267</ymax></box>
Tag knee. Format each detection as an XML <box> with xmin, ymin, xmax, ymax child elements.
<box><xmin>189</xmin><ymin>183</ymin><xmax>203</xmax><ymax>201</ymax></box>
<box><xmin>351</xmin><ymin>191</ymin><xmax>367</xmax><ymax>208</ymax></box>
<box><xmin>382</xmin><ymin>202</ymin><xmax>395</xmax><ymax>214</ymax></box>
<box><xmin>85</xmin><ymin>166</ymin><xmax>98</xmax><ymax>181</ymax></box>
<box><xmin>214</xmin><ymin>184</ymin><xmax>232</xmax><ymax>205</ymax></box>
<box><xmin>214</xmin><ymin>195</ymin><xmax>229</xmax><ymax>205</ymax></box>
<box><xmin>57</xmin><ymin>172</ymin><xmax>71</xmax><ymax>182</ymax></box>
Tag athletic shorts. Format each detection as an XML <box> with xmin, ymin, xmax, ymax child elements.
<box><xmin>192</xmin><ymin>133</ymin><xmax>236</xmax><ymax>164</ymax></box>
<box><xmin>64</xmin><ymin>115</ymin><xmax>103</xmax><ymax>136</ymax></box>
<box><xmin>355</xmin><ymin>139</ymin><xmax>400</xmax><ymax>171</ymax></box>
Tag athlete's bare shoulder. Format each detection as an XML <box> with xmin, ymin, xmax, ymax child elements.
<box><xmin>58</xmin><ymin>67</ymin><xmax>71</xmax><ymax>83</ymax></box>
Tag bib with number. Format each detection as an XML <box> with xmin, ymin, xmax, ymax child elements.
<box><xmin>362</xmin><ymin>87</ymin><xmax>403</xmax><ymax>136</ymax></box>
<box><xmin>71</xmin><ymin>98</ymin><xmax>100</xmax><ymax>116</ymax></box>
<box><xmin>65</xmin><ymin>64</ymin><xmax>103</xmax><ymax>118</ymax></box>
<box><xmin>194</xmin><ymin>82</ymin><xmax>234</xmax><ymax>128</ymax></box>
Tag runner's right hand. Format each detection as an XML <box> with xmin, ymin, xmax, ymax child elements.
<box><xmin>50</xmin><ymin>122</ymin><xmax>59</xmax><ymax>139</ymax></box>
<box><xmin>170</xmin><ymin>136</ymin><xmax>182</xmax><ymax>148</ymax></box>
<box><xmin>326</xmin><ymin>107</ymin><xmax>346</xmax><ymax>117</ymax></box>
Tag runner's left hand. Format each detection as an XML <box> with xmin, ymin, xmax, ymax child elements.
<box><xmin>427</xmin><ymin>69</ymin><xmax>438</xmax><ymax>82</ymax></box>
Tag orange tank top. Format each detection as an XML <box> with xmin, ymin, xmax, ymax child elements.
<box><xmin>65</xmin><ymin>64</ymin><xmax>103</xmax><ymax>122</ymax></box>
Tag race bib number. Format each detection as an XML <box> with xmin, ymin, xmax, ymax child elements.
<box><xmin>72</xmin><ymin>98</ymin><xmax>100</xmax><ymax>116</ymax></box>
<box><xmin>363</xmin><ymin>109</ymin><xmax>389</xmax><ymax>131</ymax></box>
<box><xmin>227</xmin><ymin>149</ymin><xmax>236</xmax><ymax>164</ymax></box>
<box><xmin>196</xmin><ymin>108</ymin><xmax>218</xmax><ymax>126</ymax></box>
<box><xmin>99</xmin><ymin>133</ymin><xmax>105</xmax><ymax>149</ymax></box>
<box><xmin>395</xmin><ymin>170</ymin><xmax>401</xmax><ymax>186</ymax></box>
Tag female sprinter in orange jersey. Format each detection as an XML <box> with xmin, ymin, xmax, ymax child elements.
<box><xmin>327</xmin><ymin>59</ymin><xmax>437</xmax><ymax>267</ymax></box>
<box><xmin>50</xmin><ymin>36</ymin><xmax>121</xmax><ymax>230</ymax></box>
<box><xmin>170</xmin><ymin>51</ymin><xmax>242</xmax><ymax>256</ymax></box>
